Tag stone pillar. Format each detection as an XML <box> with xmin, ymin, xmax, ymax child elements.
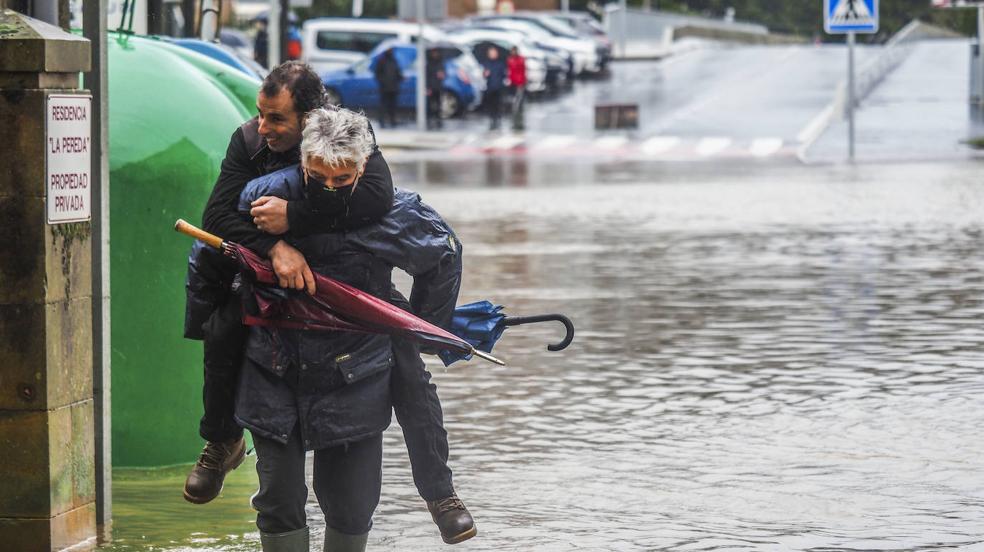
<box><xmin>0</xmin><ymin>9</ymin><xmax>96</xmax><ymax>552</ymax></box>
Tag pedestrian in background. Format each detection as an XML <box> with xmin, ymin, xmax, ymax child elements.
<box><xmin>481</xmin><ymin>46</ymin><xmax>507</xmax><ymax>131</ymax></box>
<box><xmin>507</xmin><ymin>46</ymin><xmax>527</xmax><ymax>131</ymax></box>
<box><xmin>253</xmin><ymin>18</ymin><xmax>269</xmax><ymax>68</ymax></box>
<box><xmin>425</xmin><ymin>48</ymin><xmax>445</xmax><ymax>130</ymax></box>
<box><xmin>374</xmin><ymin>48</ymin><xmax>403</xmax><ymax>128</ymax></box>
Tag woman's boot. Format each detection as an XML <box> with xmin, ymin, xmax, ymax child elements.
<box><xmin>260</xmin><ymin>526</ymin><xmax>310</xmax><ymax>552</ymax></box>
<box><xmin>323</xmin><ymin>527</ymin><xmax>368</xmax><ymax>552</ymax></box>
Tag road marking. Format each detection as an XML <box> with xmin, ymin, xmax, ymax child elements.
<box><xmin>640</xmin><ymin>136</ymin><xmax>681</xmax><ymax>155</ymax></box>
<box><xmin>487</xmin><ymin>135</ymin><xmax>525</xmax><ymax>150</ymax></box>
<box><xmin>594</xmin><ymin>135</ymin><xmax>629</xmax><ymax>149</ymax></box>
<box><xmin>749</xmin><ymin>138</ymin><xmax>784</xmax><ymax>157</ymax></box>
<box><xmin>534</xmin><ymin>135</ymin><xmax>578</xmax><ymax>149</ymax></box>
<box><xmin>696</xmin><ymin>137</ymin><xmax>731</xmax><ymax>157</ymax></box>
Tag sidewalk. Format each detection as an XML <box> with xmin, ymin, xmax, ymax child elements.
<box><xmin>807</xmin><ymin>39</ymin><xmax>984</xmax><ymax>163</ymax></box>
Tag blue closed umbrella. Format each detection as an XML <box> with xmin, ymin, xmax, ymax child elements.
<box><xmin>441</xmin><ymin>301</ymin><xmax>575</xmax><ymax>366</ymax></box>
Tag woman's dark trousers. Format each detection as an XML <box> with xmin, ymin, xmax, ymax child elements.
<box><xmin>251</xmin><ymin>428</ymin><xmax>383</xmax><ymax>535</ymax></box>
<box><xmin>380</xmin><ymin>91</ymin><xmax>399</xmax><ymax>128</ymax></box>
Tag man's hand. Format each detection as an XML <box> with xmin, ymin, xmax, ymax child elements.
<box><xmin>269</xmin><ymin>240</ymin><xmax>316</xmax><ymax>295</ymax></box>
<box><xmin>250</xmin><ymin>196</ymin><xmax>290</xmax><ymax>235</ymax></box>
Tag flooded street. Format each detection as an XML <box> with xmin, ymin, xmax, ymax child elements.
<box><xmin>103</xmin><ymin>160</ymin><xmax>984</xmax><ymax>551</ymax></box>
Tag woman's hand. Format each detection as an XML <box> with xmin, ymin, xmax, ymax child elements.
<box><xmin>269</xmin><ymin>240</ymin><xmax>316</xmax><ymax>295</ymax></box>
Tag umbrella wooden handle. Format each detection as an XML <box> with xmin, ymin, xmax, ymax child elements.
<box><xmin>174</xmin><ymin>219</ymin><xmax>224</xmax><ymax>249</ymax></box>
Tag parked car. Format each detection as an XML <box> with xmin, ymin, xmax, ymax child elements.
<box><xmin>539</xmin><ymin>11</ymin><xmax>612</xmax><ymax>70</ymax></box>
<box><xmin>470</xmin><ymin>24</ymin><xmax>574</xmax><ymax>83</ymax></box>
<box><xmin>446</xmin><ymin>28</ymin><xmax>549</xmax><ymax>93</ymax></box>
<box><xmin>168</xmin><ymin>38</ymin><xmax>267</xmax><ymax>80</ymax></box>
<box><xmin>302</xmin><ymin>18</ymin><xmax>448</xmax><ymax>74</ymax></box>
<box><xmin>469</xmin><ymin>15</ymin><xmax>601</xmax><ymax>75</ymax></box>
<box><xmin>321</xmin><ymin>40</ymin><xmax>482</xmax><ymax>119</ymax></box>
<box><xmin>218</xmin><ymin>27</ymin><xmax>255</xmax><ymax>61</ymax></box>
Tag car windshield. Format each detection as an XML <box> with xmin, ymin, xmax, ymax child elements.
<box><xmin>531</xmin><ymin>17</ymin><xmax>580</xmax><ymax>38</ymax></box>
<box><xmin>488</xmin><ymin>20</ymin><xmax>551</xmax><ymax>40</ymax></box>
<box><xmin>352</xmin><ymin>56</ymin><xmax>372</xmax><ymax>73</ymax></box>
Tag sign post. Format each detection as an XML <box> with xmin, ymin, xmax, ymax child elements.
<box><xmin>824</xmin><ymin>0</ymin><xmax>878</xmax><ymax>162</ymax></box>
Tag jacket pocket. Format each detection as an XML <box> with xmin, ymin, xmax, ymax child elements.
<box><xmin>334</xmin><ymin>335</ymin><xmax>393</xmax><ymax>385</ymax></box>
<box><xmin>244</xmin><ymin>328</ymin><xmax>289</xmax><ymax>377</ymax></box>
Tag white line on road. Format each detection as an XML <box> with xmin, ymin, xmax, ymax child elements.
<box><xmin>594</xmin><ymin>135</ymin><xmax>629</xmax><ymax>149</ymax></box>
<box><xmin>640</xmin><ymin>136</ymin><xmax>681</xmax><ymax>155</ymax></box>
<box><xmin>749</xmin><ymin>138</ymin><xmax>784</xmax><ymax>157</ymax></box>
<box><xmin>487</xmin><ymin>135</ymin><xmax>525</xmax><ymax>150</ymax></box>
<box><xmin>534</xmin><ymin>135</ymin><xmax>578</xmax><ymax>150</ymax></box>
<box><xmin>696</xmin><ymin>137</ymin><xmax>732</xmax><ymax>157</ymax></box>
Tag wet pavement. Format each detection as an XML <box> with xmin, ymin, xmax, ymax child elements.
<box><xmin>100</xmin><ymin>158</ymin><xmax>984</xmax><ymax>551</ymax></box>
<box><xmin>378</xmin><ymin>42</ymin><xmax>880</xmax><ymax>163</ymax></box>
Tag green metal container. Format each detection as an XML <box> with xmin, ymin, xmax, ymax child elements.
<box><xmin>107</xmin><ymin>33</ymin><xmax>258</xmax><ymax>466</ymax></box>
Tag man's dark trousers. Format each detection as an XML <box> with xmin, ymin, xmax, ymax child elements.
<box><xmin>380</xmin><ymin>91</ymin><xmax>398</xmax><ymax>128</ymax></box>
<box><xmin>199</xmin><ymin>293</ymin><xmax>247</xmax><ymax>443</ymax></box>
<box><xmin>198</xmin><ymin>294</ymin><xmax>455</xmax><ymax>500</ymax></box>
<box><xmin>485</xmin><ymin>88</ymin><xmax>502</xmax><ymax>130</ymax></box>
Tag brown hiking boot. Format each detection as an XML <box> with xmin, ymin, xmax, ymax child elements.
<box><xmin>426</xmin><ymin>493</ymin><xmax>476</xmax><ymax>544</ymax></box>
<box><xmin>182</xmin><ymin>436</ymin><xmax>246</xmax><ymax>504</ymax></box>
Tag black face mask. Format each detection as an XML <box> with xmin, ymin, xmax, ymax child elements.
<box><xmin>306</xmin><ymin>179</ymin><xmax>354</xmax><ymax>216</ymax></box>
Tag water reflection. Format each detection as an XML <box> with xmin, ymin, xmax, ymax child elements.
<box><xmin>102</xmin><ymin>161</ymin><xmax>984</xmax><ymax>551</ymax></box>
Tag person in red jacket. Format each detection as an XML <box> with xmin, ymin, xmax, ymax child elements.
<box><xmin>506</xmin><ymin>46</ymin><xmax>527</xmax><ymax>131</ymax></box>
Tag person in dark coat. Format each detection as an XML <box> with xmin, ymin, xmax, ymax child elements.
<box><xmin>253</xmin><ymin>18</ymin><xmax>269</xmax><ymax>68</ymax></box>
<box><xmin>480</xmin><ymin>45</ymin><xmax>507</xmax><ymax>131</ymax></box>
<box><xmin>373</xmin><ymin>48</ymin><xmax>403</xmax><ymax>128</ymax></box>
<box><xmin>425</xmin><ymin>48</ymin><xmax>445</xmax><ymax>129</ymax></box>
<box><xmin>184</xmin><ymin>62</ymin><xmax>476</xmax><ymax>546</ymax></box>
<box><xmin>227</xmin><ymin>107</ymin><xmax>464</xmax><ymax>551</ymax></box>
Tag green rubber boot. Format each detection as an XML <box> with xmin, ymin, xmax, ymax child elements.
<box><xmin>260</xmin><ymin>526</ymin><xmax>310</xmax><ymax>552</ymax></box>
<box><xmin>322</xmin><ymin>527</ymin><xmax>368</xmax><ymax>552</ymax></box>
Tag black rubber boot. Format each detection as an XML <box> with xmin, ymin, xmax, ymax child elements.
<box><xmin>261</xmin><ymin>526</ymin><xmax>310</xmax><ymax>552</ymax></box>
<box><xmin>323</xmin><ymin>527</ymin><xmax>368</xmax><ymax>552</ymax></box>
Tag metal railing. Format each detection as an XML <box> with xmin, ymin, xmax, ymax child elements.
<box><xmin>830</xmin><ymin>20</ymin><xmax>926</xmax><ymax>120</ymax></box>
<box><xmin>602</xmin><ymin>6</ymin><xmax>769</xmax><ymax>58</ymax></box>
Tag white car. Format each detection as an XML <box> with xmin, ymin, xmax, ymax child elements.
<box><xmin>446</xmin><ymin>28</ymin><xmax>548</xmax><ymax>93</ymax></box>
<box><xmin>301</xmin><ymin>18</ymin><xmax>448</xmax><ymax>74</ymax></box>
<box><xmin>469</xmin><ymin>16</ymin><xmax>601</xmax><ymax>75</ymax></box>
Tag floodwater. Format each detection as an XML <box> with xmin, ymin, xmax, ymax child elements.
<box><xmin>100</xmin><ymin>160</ymin><xmax>984</xmax><ymax>551</ymax></box>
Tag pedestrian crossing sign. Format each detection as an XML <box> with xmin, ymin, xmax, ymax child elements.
<box><xmin>824</xmin><ymin>0</ymin><xmax>878</xmax><ymax>34</ymax></box>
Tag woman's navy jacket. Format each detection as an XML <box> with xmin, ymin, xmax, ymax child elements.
<box><xmin>185</xmin><ymin>165</ymin><xmax>462</xmax><ymax>449</ymax></box>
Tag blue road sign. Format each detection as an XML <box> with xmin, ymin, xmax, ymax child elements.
<box><xmin>824</xmin><ymin>0</ymin><xmax>879</xmax><ymax>34</ymax></box>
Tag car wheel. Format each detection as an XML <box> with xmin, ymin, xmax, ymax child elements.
<box><xmin>440</xmin><ymin>91</ymin><xmax>460</xmax><ymax>119</ymax></box>
<box><xmin>325</xmin><ymin>88</ymin><xmax>342</xmax><ymax>107</ymax></box>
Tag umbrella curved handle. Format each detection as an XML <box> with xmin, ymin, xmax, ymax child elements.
<box><xmin>501</xmin><ymin>314</ymin><xmax>575</xmax><ymax>352</ymax></box>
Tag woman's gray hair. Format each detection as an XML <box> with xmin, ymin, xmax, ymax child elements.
<box><xmin>300</xmin><ymin>107</ymin><xmax>375</xmax><ymax>172</ymax></box>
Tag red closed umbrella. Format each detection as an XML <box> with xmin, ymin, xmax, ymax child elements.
<box><xmin>176</xmin><ymin>219</ymin><xmax>503</xmax><ymax>365</ymax></box>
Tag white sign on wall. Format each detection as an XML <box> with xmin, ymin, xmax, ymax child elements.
<box><xmin>46</xmin><ymin>94</ymin><xmax>92</xmax><ymax>224</ymax></box>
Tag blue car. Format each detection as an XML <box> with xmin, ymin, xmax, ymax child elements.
<box><xmin>170</xmin><ymin>38</ymin><xmax>267</xmax><ymax>80</ymax></box>
<box><xmin>322</xmin><ymin>41</ymin><xmax>482</xmax><ymax>119</ymax></box>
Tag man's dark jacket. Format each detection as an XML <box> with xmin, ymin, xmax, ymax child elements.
<box><xmin>201</xmin><ymin>116</ymin><xmax>394</xmax><ymax>257</ymax></box>
<box><xmin>374</xmin><ymin>52</ymin><xmax>403</xmax><ymax>93</ymax></box>
<box><xmin>425</xmin><ymin>55</ymin><xmax>444</xmax><ymax>92</ymax></box>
